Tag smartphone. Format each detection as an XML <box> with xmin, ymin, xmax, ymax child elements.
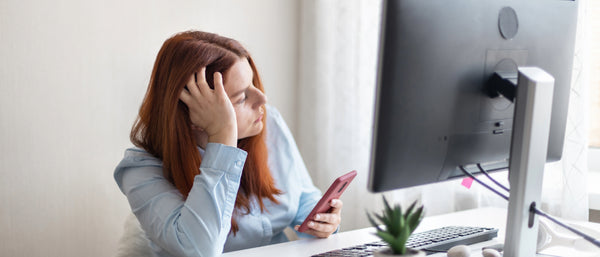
<box><xmin>297</xmin><ymin>170</ymin><xmax>357</xmax><ymax>233</ymax></box>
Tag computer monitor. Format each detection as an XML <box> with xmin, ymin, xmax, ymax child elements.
<box><xmin>368</xmin><ymin>0</ymin><xmax>578</xmax><ymax>256</ymax></box>
<box><xmin>368</xmin><ymin>0</ymin><xmax>578</xmax><ymax>193</ymax></box>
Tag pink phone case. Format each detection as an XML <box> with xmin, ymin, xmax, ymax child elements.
<box><xmin>297</xmin><ymin>170</ymin><xmax>357</xmax><ymax>232</ymax></box>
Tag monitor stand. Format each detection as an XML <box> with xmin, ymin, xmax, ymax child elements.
<box><xmin>504</xmin><ymin>67</ymin><xmax>555</xmax><ymax>256</ymax></box>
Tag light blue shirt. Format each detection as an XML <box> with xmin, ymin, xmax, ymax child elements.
<box><xmin>114</xmin><ymin>105</ymin><xmax>324</xmax><ymax>257</ymax></box>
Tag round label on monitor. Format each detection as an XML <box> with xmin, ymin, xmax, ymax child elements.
<box><xmin>499</xmin><ymin>7</ymin><xmax>519</xmax><ymax>40</ymax></box>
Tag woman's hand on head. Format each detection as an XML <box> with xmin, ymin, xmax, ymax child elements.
<box><xmin>295</xmin><ymin>199</ymin><xmax>343</xmax><ymax>238</ymax></box>
<box><xmin>179</xmin><ymin>67</ymin><xmax>238</xmax><ymax>147</ymax></box>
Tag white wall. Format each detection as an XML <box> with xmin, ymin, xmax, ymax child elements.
<box><xmin>0</xmin><ymin>1</ymin><xmax>299</xmax><ymax>256</ymax></box>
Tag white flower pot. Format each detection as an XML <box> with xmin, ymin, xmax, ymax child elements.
<box><xmin>373</xmin><ymin>247</ymin><xmax>426</xmax><ymax>257</ymax></box>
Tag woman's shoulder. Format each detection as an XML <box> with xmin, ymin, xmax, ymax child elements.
<box><xmin>266</xmin><ymin>104</ymin><xmax>289</xmax><ymax>131</ymax></box>
<box><xmin>265</xmin><ymin>104</ymin><xmax>282</xmax><ymax>121</ymax></box>
<box><xmin>114</xmin><ymin>147</ymin><xmax>164</xmax><ymax>190</ymax></box>
<box><xmin>265</xmin><ymin>105</ymin><xmax>293</xmax><ymax>141</ymax></box>
<box><xmin>116</xmin><ymin>147</ymin><xmax>163</xmax><ymax>168</ymax></box>
<box><xmin>265</xmin><ymin>104</ymin><xmax>303</xmax><ymax>158</ymax></box>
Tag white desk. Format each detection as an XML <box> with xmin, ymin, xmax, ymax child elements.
<box><xmin>222</xmin><ymin>207</ymin><xmax>600</xmax><ymax>257</ymax></box>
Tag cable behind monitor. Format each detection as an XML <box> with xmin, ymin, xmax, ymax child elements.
<box><xmin>459</xmin><ymin>165</ymin><xmax>600</xmax><ymax>249</ymax></box>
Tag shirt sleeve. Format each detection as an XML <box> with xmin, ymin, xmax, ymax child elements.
<box><xmin>114</xmin><ymin>143</ymin><xmax>247</xmax><ymax>257</ymax></box>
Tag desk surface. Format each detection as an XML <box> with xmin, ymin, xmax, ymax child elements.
<box><xmin>222</xmin><ymin>207</ymin><xmax>600</xmax><ymax>257</ymax></box>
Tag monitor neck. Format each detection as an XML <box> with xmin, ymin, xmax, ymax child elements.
<box><xmin>504</xmin><ymin>67</ymin><xmax>555</xmax><ymax>256</ymax></box>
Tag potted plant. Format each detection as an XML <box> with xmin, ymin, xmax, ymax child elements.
<box><xmin>367</xmin><ymin>196</ymin><xmax>426</xmax><ymax>257</ymax></box>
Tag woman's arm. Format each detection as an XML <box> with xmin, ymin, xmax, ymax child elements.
<box><xmin>115</xmin><ymin>143</ymin><xmax>247</xmax><ymax>257</ymax></box>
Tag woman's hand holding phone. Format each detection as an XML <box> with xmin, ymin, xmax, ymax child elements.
<box><xmin>295</xmin><ymin>170</ymin><xmax>357</xmax><ymax>238</ymax></box>
<box><xmin>294</xmin><ymin>199</ymin><xmax>344</xmax><ymax>238</ymax></box>
<box><xmin>179</xmin><ymin>67</ymin><xmax>238</xmax><ymax>147</ymax></box>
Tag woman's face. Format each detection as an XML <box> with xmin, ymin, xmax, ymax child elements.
<box><xmin>223</xmin><ymin>58</ymin><xmax>267</xmax><ymax>139</ymax></box>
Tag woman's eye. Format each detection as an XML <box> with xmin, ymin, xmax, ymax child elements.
<box><xmin>237</xmin><ymin>95</ymin><xmax>248</xmax><ymax>104</ymax></box>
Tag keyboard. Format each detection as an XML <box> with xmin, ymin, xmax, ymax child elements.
<box><xmin>311</xmin><ymin>226</ymin><xmax>498</xmax><ymax>257</ymax></box>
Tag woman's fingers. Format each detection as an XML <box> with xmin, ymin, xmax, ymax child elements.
<box><xmin>297</xmin><ymin>199</ymin><xmax>343</xmax><ymax>238</ymax></box>
<box><xmin>330</xmin><ymin>199</ymin><xmax>343</xmax><ymax>214</ymax></box>
<box><xmin>213</xmin><ymin>72</ymin><xmax>225</xmax><ymax>95</ymax></box>
<box><xmin>180</xmin><ymin>88</ymin><xmax>192</xmax><ymax>104</ymax></box>
<box><xmin>309</xmin><ymin>221</ymin><xmax>336</xmax><ymax>233</ymax></box>
<box><xmin>195</xmin><ymin>67</ymin><xmax>206</xmax><ymax>85</ymax></box>
<box><xmin>294</xmin><ymin>224</ymin><xmax>335</xmax><ymax>238</ymax></box>
<box><xmin>195</xmin><ymin>67</ymin><xmax>211</xmax><ymax>95</ymax></box>
<box><xmin>183</xmin><ymin>67</ymin><xmax>218</xmax><ymax>105</ymax></box>
<box><xmin>294</xmin><ymin>203</ymin><xmax>343</xmax><ymax>239</ymax></box>
<box><xmin>186</xmin><ymin>72</ymin><xmax>200</xmax><ymax>96</ymax></box>
<box><xmin>186</xmin><ymin>67</ymin><xmax>211</xmax><ymax>98</ymax></box>
<box><xmin>313</xmin><ymin>213</ymin><xmax>340</xmax><ymax>225</ymax></box>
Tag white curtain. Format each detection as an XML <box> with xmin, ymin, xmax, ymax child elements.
<box><xmin>540</xmin><ymin>0</ymin><xmax>590</xmax><ymax>221</ymax></box>
<box><xmin>297</xmin><ymin>0</ymin><xmax>385</xmax><ymax>231</ymax></box>
<box><xmin>296</xmin><ymin>0</ymin><xmax>589</xmax><ymax>232</ymax></box>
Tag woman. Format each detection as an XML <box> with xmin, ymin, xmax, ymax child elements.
<box><xmin>114</xmin><ymin>30</ymin><xmax>343</xmax><ymax>257</ymax></box>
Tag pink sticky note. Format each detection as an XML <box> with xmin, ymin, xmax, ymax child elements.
<box><xmin>461</xmin><ymin>177</ymin><xmax>474</xmax><ymax>189</ymax></box>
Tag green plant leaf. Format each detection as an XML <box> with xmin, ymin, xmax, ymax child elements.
<box><xmin>398</xmin><ymin>225</ymin><xmax>410</xmax><ymax>253</ymax></box>
<box><xmin>404</xmin><ymin>200</ymin><xmax>417</xmax><ymax>220</ymax></box>
<box><xmin>366</xmin><ymin>211</ymin><xmax>384</xmax><ymax>232</ymax></box>
<box><xmin>376</xmin><ymin>231</ymin><xmax>405</xmax><ymax>254</ymax></box>
<box><xmin>400</xmin><ymin>224</ymin><xmax>410</xmax><ymax>241</ymax></box>
<box><xmin>390</xmin><ymin>206</ymin><xmax>401</xmax><ymax>236</ymax></box>
<box><xmin>375</xmin><ymin>213</ymin><xmax>389</xmax><ymax>229</ymax></box>
<box><xmin>391</xmin><ymin>239</ymin><xmax>406</xmax><ymax>255</ymax></box>
<box><xmin>407</xmin><ymin>206</ymin><xmax>424</xmax><ymax>233</ymax></box>
<box><xmin>395</xmin><ymin>204</ymin><xmax>403</xmax><ymax>223</ymax></box>
<box><xmin>383</xmin><ymin>196</ymin><xmax>394</xmax><ymax>221</ymax></box>
<box><xmin>376</xmin><ymin>230</ymin><xmax>396</xmax><ymax>245</ymax></box>
<box><xmin>367</xmin><ymin>196</ymin><xmax>425</xmax><ymax>255</ymax></box>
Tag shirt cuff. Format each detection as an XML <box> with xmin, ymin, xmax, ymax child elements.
<box><xmin>200</xmin><ymin>143</ymin><xmax>248</xmax><ymax>176</ymax></box>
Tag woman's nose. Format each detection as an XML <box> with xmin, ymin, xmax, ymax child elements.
<box><xmin>254</xmin><ymin>88</ymin><xmax>267</xmax><ymax>107</ymax></box>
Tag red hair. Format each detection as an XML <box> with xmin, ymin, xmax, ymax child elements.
<box><xmin>130</xmin><ymin>31</ymin><xmax>281</xmax><ymax>234</ymax></box>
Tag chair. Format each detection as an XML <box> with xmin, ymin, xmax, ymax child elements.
<box><xmin>115</xmin><ymin>213</ymin><xmax>156</xmax><ymax>257</ymax></box>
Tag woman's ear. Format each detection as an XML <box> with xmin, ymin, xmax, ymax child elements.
<box><xmin>190</xmin><ymin>124</ymin><xmax>203</xmax><ymax>131</ymax></box>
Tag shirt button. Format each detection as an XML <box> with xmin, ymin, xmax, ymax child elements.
<box><xmin>235</xmin><ymin>160</ymin><xmax>243</xmax><ymax>167</ymax></box>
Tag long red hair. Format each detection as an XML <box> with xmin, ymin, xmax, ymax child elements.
<box><xmin>130</xmin><ymin>31</ymin><xmax>281</xmax><ymax>234</ymax></box>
